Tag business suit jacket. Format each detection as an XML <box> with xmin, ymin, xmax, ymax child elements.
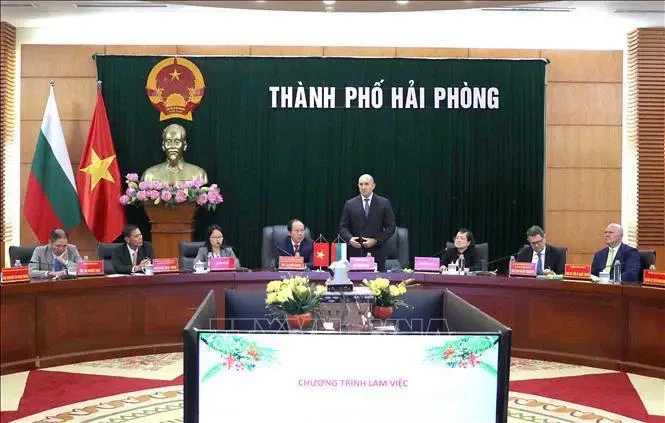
<box><xmin>273</xmin><ymin>237</ymin><xmax>313</xmax><ymax>269</ymax></box>
<box><xmin>111</xmin><ymin>242</ymin><xmax>154</xmax><ymax>274</ymax></box>
<box><xmin>194</xmin><ymin>246</ymin><xmax>240</xmax><ymax>269</ymax></box>
<box><xmin>28</xmin><ymin>244</ymin><xmax>82</xmax><ymax>279</ymax></box>
<box><xmin>591</xmin><ymin>243</ymin><xmax>641</xmax><ymax>284</ymax></box>
<box><xmin>339</xmin><ymin>194</ymin><xmax>396</xmax><ymax>271</ymax></box>
<box><xmin>516</xmin><ymin>244</ymin><xmax>566</xmax><ymax>275</ymax></box>
<box><xmin>441</xmin><ymin>246</ymin><xmax>482</xmax><ymax>271</ymax></box>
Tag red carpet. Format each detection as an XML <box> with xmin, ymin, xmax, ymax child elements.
<box><xmin>511</xmin><ymin>372</ymin><xmax>649</xmax><ymax>421</ymax></box>
<box><xmin>1</xmin><ymin>371</ymin><xmax>182</xmax><ymax>422</ymax></box>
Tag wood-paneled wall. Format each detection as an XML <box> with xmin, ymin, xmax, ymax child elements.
<box><xmin>18</xmin><ymin>45</ymin><xmax>627</xmax><ymax>266</ymax></box>
<box><xmin>0</xmin><ymin>22</ymin><xmax>16</xmax><ymax>269</ymax></box>
<box><xmin>627</xmin><ymin>28</ymin><xmax>665</xmax><ymax>271</ymax></box>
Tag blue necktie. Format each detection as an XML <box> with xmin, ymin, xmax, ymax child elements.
<box><xmin>536</xmin><ymin>253</ymin><xmax>543</xmax><ymax>275</ymax></box>
<box><xmin>363</xmin><ymin>198</ymin><xmax>369</xmax><ymax>217</ymax></box>
<box><xmin>52</xmin><ymin>258</ymin><xmax>63</xmax><ymax>272</ymax></box>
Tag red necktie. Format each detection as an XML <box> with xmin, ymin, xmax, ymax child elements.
<box><xmin>294</xmin><ymin>244</ymin><xmax>300</xmax><ymax>254</ymax></box>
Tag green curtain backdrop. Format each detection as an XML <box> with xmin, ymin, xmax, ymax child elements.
<box><xmin>96</xmin><ymin>56</ymin><xmax>546</xmax><ymax>269</ymax></box>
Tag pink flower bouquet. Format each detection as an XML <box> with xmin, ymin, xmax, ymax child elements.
<box><xmin>119</xmin><ymin>173</ymin><xmax>223</xmax><ymax>211</ymax></box>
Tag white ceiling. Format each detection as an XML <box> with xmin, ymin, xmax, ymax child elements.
<box><xmin>1</xmin><ymin>0</ymin><xmax>663</xmax><ymax>27</ymax></box>
<box><xmin>1</xmin><ymin>0</ymin><xmax>663</xmax><ymax>49</ymax></box>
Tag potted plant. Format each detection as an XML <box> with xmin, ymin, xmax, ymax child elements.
<box><xmin>361</xmin><ymin>277</ymin><xmax>416</xmax><ymax>320</ymax></box>
<box><xmin>265</xmin><ymin>276</ymin><xmax>327</xmax><ymax>330</ymax></box>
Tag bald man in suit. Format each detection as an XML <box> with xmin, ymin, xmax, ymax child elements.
<box><xmin>339</xmin><ymin>174</ymin><xmax>396</xmax><ymax>272</ymax></box>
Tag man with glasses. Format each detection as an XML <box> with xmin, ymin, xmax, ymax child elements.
<box><xmin>516</xmin><ymin>225</ymin><xmax>565</xmax><ymax>275</ymax></box>
<box><xmin>28</xmin><ymin>228</ymin><xmax>82</xmax><ymax>279</ymax></box>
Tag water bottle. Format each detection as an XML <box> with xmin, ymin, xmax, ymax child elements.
<box><xmin>367</xmin><ymin>252</ymin><xmax>377</xmax><ymax>272</ymax></box>
<box><xmin>458</xmin><ymin>254</ymin><xmax>465</xmax><ymax>275</ymax></box>
<box><xmin>14</xmin><ymin>259</ymin><xmax>21</xmax><ymax>267</ymax></box>
<box><xmin>508</xmin><ymin>256</ymin><xmax>516</xmax><ymax>277</ymax></box>
<box><xmin>83</xmin><ymin>256</ymin><xmax>89</xmax><ymax>262</ymax></box>
<box><xmin>613</xmin><ymin>260</ymin><xmax>622</xmax><ymax>284</ymax></box>
<box><xmin>207</xmin><ymin>252</ymin><xmax>212</xmax><ymax>270</ymax></box>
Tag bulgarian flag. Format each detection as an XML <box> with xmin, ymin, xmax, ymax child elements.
<box><xmin>76</xmin><ymin>84</ymin><xmax>126</xmax><ymax>242</ymax></box>
<box><xmin>24</xmin><ymin>84</ymin><xmax>82</xmax><ymax>243</ymax></box>
<box><xmin>330</xmin><ymin>242</ymin><xmax>347</xmax><ymax>262</ymax></box>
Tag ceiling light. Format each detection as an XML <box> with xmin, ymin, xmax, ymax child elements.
<box><xmin>397</xmin><ymin>0</ymin><xmax>409</xmax><ymax>4</ymax></box>
<box><xmin>323</xmin><ymin>0</ymin><xmax>335</xmax><ymax>5</ymax></box>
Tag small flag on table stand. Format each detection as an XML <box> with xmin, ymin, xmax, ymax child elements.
<box><xmin>313</xmin><ymin>234</ymin><xmax>330</xmax><ymax>270</ymax></box>
<box><xmin>331</xmin><ymin>235</ymin><xmax>347</xmax><ymax>262</ymax></box>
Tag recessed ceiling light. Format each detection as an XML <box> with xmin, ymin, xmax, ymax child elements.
<box><xmin>397</xmin><ymin>0</ymin><xmax>410</xmax><ymax>4</ymax></box>
<box><xmin>323</xmin><ymin>0</ymin><xmax>335</xmax><ymax>5</ymax></box>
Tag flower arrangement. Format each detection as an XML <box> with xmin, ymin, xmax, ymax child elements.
<box><xmin>265</xmin><ymin>276</ymin><xmax>327</xmax><ymax>319</ymax></box>
<box><xmin>119</xmin><ymin>173</ymin><xmax>223</xmax><ymax>211</ymax></box>
<box><xmin>424</xmin><ymin>335</ymin><xmax>498</xmax><ymax>375</ymax></box>
<box><xmin>199</xmin><ymin>333</ymin><xmax>277</xmax><ymax>382</ymax></box>
<box><xmin>361</xmin><ymin>277</ymin><xmax>416</xmax><ymax>309</ymax></box>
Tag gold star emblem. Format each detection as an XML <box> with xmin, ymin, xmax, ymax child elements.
<box><xmin>169</xmin><ymin>68</ymin><xmax>181</xmax><ymax>81</ymax></box>
<box><xmin>317</xmin><ymin>251</ymin><xmax>326</xmax><ymax>259</ymax></box>
<box><xmin>80</xmin><ymin>149</ymin><xmax>116</xmax><ymax>191</ymax></box>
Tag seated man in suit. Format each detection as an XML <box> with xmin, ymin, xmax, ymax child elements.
<box><xmin>591</xmin><ymin>223</ymin><xmax>641</xmax><ymax>283</ymax></box>
<box><xmin>111</xmin><ymin>224</ymin><xmax>154</xmax><ymax>274</ymax></box>
<box><xmin>339</xmin><ymin>174</ymin><xmax>396</xmax><ymax>272</ymax></box>
<box><xmin>516</xmin><ymin>225</ymin><xmax>565</xmax><ymax>275</ymax></box>
<box><xmin>273</xmin><ymin>219</ymin><xmax>313</xmax><ymax>269</ymax></box>
<box><xmin>28</xmin><ymin>228</ymin><xmax>82</xmax><ymax>279</ymax></box>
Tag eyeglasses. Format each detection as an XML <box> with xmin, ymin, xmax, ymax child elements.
<box><xmin>529</xmin><ymin>239</ymin><xmax>545</xmax><ymax>247</ymax></box>
<box><xmin>210</xmin><ymin>236</ymin><xmax>223</xmax><ymax>240</ymax></box>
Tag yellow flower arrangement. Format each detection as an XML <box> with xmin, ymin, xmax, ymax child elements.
<box><xmin>265</xmin><ymin>276</ymin><xmax>327</xmax><ymax>318</ymax></box>
<box><xmin>361</xmin><ymin>277</ymin><xmax>416</xmax><ymax>308</ymax></box>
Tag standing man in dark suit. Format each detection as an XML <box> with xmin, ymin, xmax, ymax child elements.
<box><xmin>273</xmin><ymin>218</ymin><xmax>314</xmax><ymax>269</ymax></box>
<box><xmin>591</xmin><ymin>223</ymin><xmax>641</xmax><ymax>283</ymax></box>
<box><xmin>111</xmin><ymin>224</ymin><xmax>154</xmax><ymax>274</ymax></box>
<box><xmin>516</xmin><ymin>225</ymin><xmax>566</xmax><ymax>275</ymax></box>
<box><xmin>339</xmin><ymin>174</ymin><xmax>396</xmax><ymax>272</ymax></box>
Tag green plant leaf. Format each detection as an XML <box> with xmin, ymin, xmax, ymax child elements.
<box><xmin>480</xmin><ymin>362</ymin><xmax>497</xmax><ymax>376</ymax></box>
<box><xmin>201</xmin><ymin>363</ymin><xmax>222</xmax><ymax>383</ymax></box>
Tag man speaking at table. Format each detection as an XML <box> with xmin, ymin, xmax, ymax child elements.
<box><xmin>339</xmin><ymin>174</ymin><xmax>396</xmax><ymax>272</ymax></box>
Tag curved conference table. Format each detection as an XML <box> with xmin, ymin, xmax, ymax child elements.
<box><xmin>1</xmin><ymin>271</ymin><xmax>663</xmax><ymax>378</ymax></box>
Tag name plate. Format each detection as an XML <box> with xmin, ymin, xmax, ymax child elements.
<box><xmin>1</xmin><ymin>266</ymin><xmax>30</xmax><ymax>283</ymax></box>
<box><xmin>350</xmin><ymin>256</ymin><xmax>376</xmax><ymax>271</ymax></box>
<box><xmin>76</xmin><ymin>260</ymin><xmax>104</xmax><ymax>276</ymax></box>
<box><xmin>153</xmin><ymin>258</ymin><xmax>179</xmax><ymax>273</ymax></box>
<box><xmin>564</xmin><ymin>264</ymin><xmax>591</xmax><ymax>280</ymax></box>
<box><xmin>509</xmin><ymin>261</ymin><xmax>536</xmax><ymax>277</ymax></box>
<box><xmin>210</xmin><ymin>257</ymin><xmax>235</xmax><ymax>271</ymax></box>
<box><xmin>643</xmin><ymin>270</ymin><xmax>665</xmax><ymax>288</ymax></box>
<box><xmin>278</xmin><ymin>256</ymin><xmax>305</xmax><ymax>271</ymax></box>
<box><xmin>414</xmin><ymin>257</ymin><xmax>440</xmax><ymax>272</ymax></box>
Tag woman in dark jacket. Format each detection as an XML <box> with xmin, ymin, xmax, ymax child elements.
<box><xmin>440</xmin><ymin>228</ymin><xmax>481</xmax><ymax>271</ymax></box>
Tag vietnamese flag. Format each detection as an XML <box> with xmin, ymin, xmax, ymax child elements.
<box><xmin>313</xmin><ymin>242</ymin><xmax>330</xmax><ymax>267</ymax></box>
<box><xmin>75</xmin><ymin>84</ymin><xmax>126</xmax><ymax>242</ymax></box>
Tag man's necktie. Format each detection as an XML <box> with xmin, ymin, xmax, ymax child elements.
<box><xmin>604</xmin><ymin>248</ymin><xmax>615</xmax><ymax>272</ymax></box>
<box><xmin>363</xmin><ymin>198</ymin><xmax>369</xmax><ymax>217</ymax></box>
<box><xmin>131</xmin><ymin>250</ymin><xmax>137</xmax><ymax>266</ymax></box>
<box><xmin>536</xmin><ymin>253</ymin><xmax>543</xmax><ymax>275</ymax></box>
<box><xmin>294</xmin><ymin>243</ymin><xmax>300</xmax><ymax>255</ymax></box>
<box><xmin>52</xmin><ymin>258</ymin><xmax>63</xmax><ymax>272</ymax></box>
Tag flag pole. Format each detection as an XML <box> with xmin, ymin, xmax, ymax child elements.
<box><xmin>315</xmin><ymin>233</ymin><xmax>328</xmax><ymax>272</ymax></box>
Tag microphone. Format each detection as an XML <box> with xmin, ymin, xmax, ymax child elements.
<box><xmin>486</xmin><ymin>250</ymin><xmax>523</xmax><ymax>267</ymax></box>
<box><xmin>430</xmin><ymin>246</ymin><xmax>449</xmax><ymax>258</ymax></box>
<box><xmin>274</xmin><ymin>244</ymin><xmax>293</xmax><ymax>257</ymax></box>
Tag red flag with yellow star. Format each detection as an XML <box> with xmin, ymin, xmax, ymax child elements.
<box><xmin>76</xmin><ymin>84</ymin><xmax>125</xmax><ymax>242</ymax></box>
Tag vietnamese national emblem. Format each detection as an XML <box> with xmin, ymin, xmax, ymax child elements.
<box><xmin>145</xmin><ymin>56</ymin><xmax>205</xmax><ymax>121</ymax></box>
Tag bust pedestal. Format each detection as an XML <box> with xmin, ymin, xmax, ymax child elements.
<box><xmin>144</xmin><ymin>203</ymin><xmax>197</xmax><ymax>258</ymax></box>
